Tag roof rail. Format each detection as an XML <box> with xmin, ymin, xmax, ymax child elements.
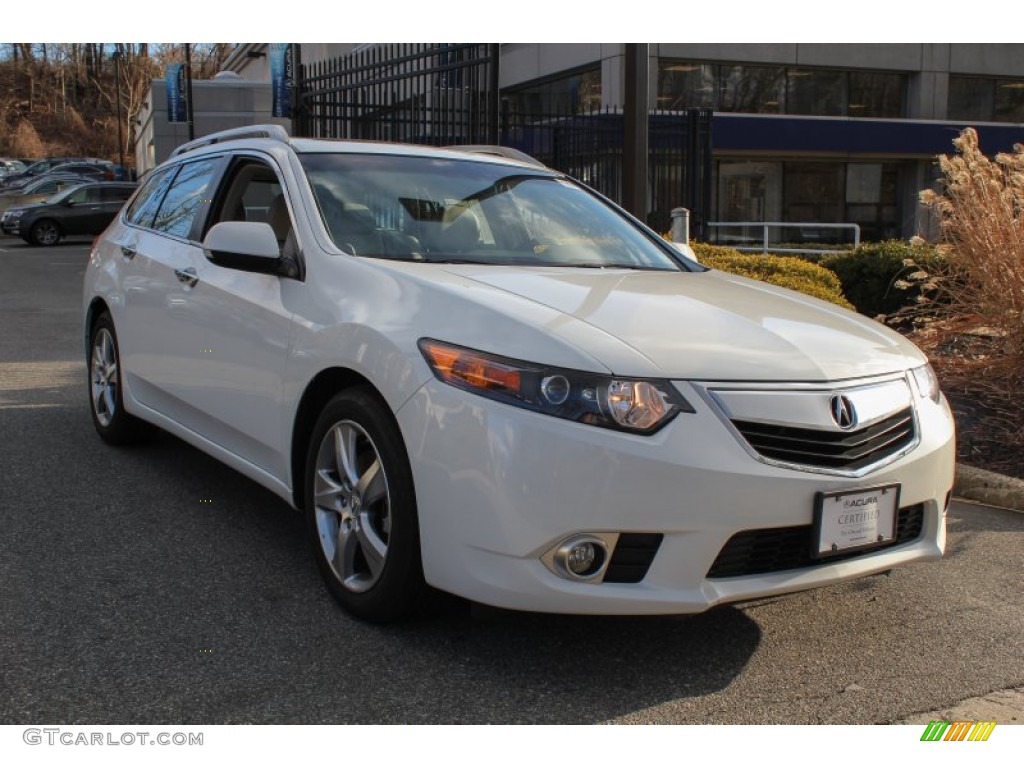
<box><xmin>444</xmin><ymin>145</ymin><xmax>547</xmax><ymax>168</ymax></box>
<box><xmin>170</xmin><ymin>124</ymin><xmax>291</xmax><ymax>158</ymax></box>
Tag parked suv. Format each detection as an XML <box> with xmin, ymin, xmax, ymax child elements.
<box><xmin>83</xmin><ymin>125</ymin><xmax>955</xmax><ymax>621</ymax></box>
<box><xmin>0</xmin><ymin>175</ymin><xmax>88</xmax><ymax>217</ymax></box>
<box><xmin>2</xmin><ymin>181</ymin><xmax>136</xmax><ymax>245</ymax></box>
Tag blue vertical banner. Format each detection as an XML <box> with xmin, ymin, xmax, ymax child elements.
<box><xmin>166</xmin><ymin>63</ymin><xmax>188</xmax><ymax>123</ymax></box>
<box><xmin>270</xmin><ymin>43</ymin><xmax>292</xmax><ymax>118</ymax></box>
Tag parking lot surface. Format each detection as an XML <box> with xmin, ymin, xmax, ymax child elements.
<box><xmin>1</xmin><ymin>240</ymin><xmax>1022</xmax><ymax>723</ymax></box>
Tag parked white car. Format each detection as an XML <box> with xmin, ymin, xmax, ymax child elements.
<box><xmin>83</xmin><ymin>126</ymin><xmax>955</xmax><ymax>621</ymax></box>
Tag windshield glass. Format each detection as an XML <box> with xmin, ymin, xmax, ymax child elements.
<box><xmin>299</xmin><ymin>153</ymin><xmax>682</xmax><ymax>271</ymax></box>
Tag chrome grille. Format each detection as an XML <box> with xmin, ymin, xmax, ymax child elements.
<box><xmin>732</xmin><ymin>407</ymin><xmax>916</xmax><ymax>472</ymax></box>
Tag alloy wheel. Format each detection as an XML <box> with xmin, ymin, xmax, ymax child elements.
<box><xmin>313</xmin><ymin>420</ymin><xmax>392</xmax><ymax>593</ymax></box>
<box><xmin>90</xmin><ymin>327</ymin><xmax>118</xmax><ymax>427</ymax></box>
<box><xmin>33</xmin><ymin>221</ymin><xmax>59</xmax><ymax>246</ymax></box>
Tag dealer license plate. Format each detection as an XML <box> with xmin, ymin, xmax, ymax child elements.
<box><xmin>813</xmin><ymin>484</ymin><xmax>900</xmax><ymax>558</ymax></box>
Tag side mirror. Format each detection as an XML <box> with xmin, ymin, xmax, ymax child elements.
<box><xmin>65</xmin><ymin>199</ymin><xmax>76</xmax><ymax>207</ymax></box>
<box><xmin>203</xmin><ymin>221</ymin><xmax>283</xmax><ymax>276</ymax></box>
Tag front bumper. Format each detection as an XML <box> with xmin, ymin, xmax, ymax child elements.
<box><xmin>395</xmin><ymin>377</ymin><xmax>956</xmax><ymax>615</ymax></box>
<box><xmin>0</xmin><ymin>216</ymin><xmax>20</xmax><ymax>235</ymax></box>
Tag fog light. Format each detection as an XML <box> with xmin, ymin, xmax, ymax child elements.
<box><xmin>553</xmin><ymin>535</ymin><xmax>607</xmax><ymax>580</ymax></box>
<box><xmin>567</xmin><ymin>542</ymin><xmax>596</xmax><ymax>574</ymax></box>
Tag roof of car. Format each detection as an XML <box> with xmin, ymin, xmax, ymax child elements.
<box><xmin>169</xmin><ymin>125</ymin><xmax>547</xmax><ymax>172</ymax></box>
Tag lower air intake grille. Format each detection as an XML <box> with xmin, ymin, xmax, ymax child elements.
<box><xmin>603</xmin><ymin>533</ymin><xmax>664</xmax><ymax>583</ymax></box>
<box><xmin>707</xmin><ymin>503</ymin><xmax>925</xmax><ymax>579</ymax></box>
<box><xmin>731</xmin><ymin>407</ymin><xmax>916</xmax><ymax>472</ymax></box>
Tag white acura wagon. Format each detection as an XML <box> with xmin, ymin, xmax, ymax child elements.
<box><xmin>83</xmin><ymin>125</ymin><xmax>955</xmax><ymax>621</ymax></box>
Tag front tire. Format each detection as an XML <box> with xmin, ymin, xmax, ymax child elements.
<box><xmin>30</xmin><ymin>219</ymin><xmax>61</xmax><ymax>246</ymax></box>
<box><xmin>305</xmin><ymin>389</ymin><xmax>425</xmax><ymax>622</ymax></box>
<box><xmin>88</xmin><ymin>312</ymin><xmax>154</xmax><ymax>444</ymax></box>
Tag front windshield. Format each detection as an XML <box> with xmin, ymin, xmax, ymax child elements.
<box><xmin>299</xmin><ymin>153</ymin><xmax>682</xmax><ymax>271</ymax></box>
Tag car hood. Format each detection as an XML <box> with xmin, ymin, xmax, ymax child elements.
<box><xmin>437</xmin><ymin>265</ymin><xmax>926</xmax><ymax>381</ymax></box>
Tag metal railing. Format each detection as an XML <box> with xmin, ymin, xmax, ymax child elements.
<box><xmin>706</xmin><ymin>221</ymin><xmax>861</xmax><ymax>255</ymax></box>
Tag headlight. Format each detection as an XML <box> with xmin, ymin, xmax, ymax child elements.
<box><xmin>911</xmin><ymin>363</ymin><xmax>941</xmax><ymax>403</ymax></box>
<box><xmin>418</xmin><ymin>339</ymin><xmax>694</xmax><ymax>434</ymax></box>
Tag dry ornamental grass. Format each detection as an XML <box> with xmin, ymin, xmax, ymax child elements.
<box><xmin>917</xmin><ymin>128</ymin><xmax>1024</xmax><ymax>477</ymax></box>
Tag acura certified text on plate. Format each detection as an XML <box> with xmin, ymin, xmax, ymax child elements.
<box><xmin>82</xmin><ymin>126</ymin><xmax>955</xmax><ymax>621</ymax></box>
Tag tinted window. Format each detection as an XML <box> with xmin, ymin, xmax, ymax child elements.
<box><xmin>65</xmin><ymin>187</ymin><xmax>95</xmax><ymax>205</ymax></box>
<box><xmin>995</xmin><ymin>80</ymin><xmax>1024</xmax><ymax>122</ymax></box>
<box><xmin>101</xmin><ymin>186</ymin><xmax>134</xmax><ymax>203</ymax></box>
<box><xmin>126</xmin><ymin>167</ymin><xmax>175</xmax><ymax>227</ymax></box>
<box><xmin>152</xmin><ymin>158</ymin><xmax>220</xmax><ymax>239</ymax></box>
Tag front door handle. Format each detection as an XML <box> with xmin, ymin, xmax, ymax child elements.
<box><xmin>174</xmin><ymin>267</ymin><xmax>199</xmax><ymax>288</ymax></box>
<box><xmin>120</xmin><ymin>245</ymin><xmax>136</xmax><ymax>260</ymax></box>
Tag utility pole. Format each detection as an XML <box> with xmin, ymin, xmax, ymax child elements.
<box><xmin>111</xmin><ymin>49</ymin><xmax>125</xmax><ymax>169</ymax></box>
<box><xmin>184</xmin><ymin>43</ymin><xmax>195</xmax><ymax>141</ymax></box>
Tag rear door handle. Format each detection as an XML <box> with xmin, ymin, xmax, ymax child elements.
<box><xmin>120</xmin><ymin>245</ymin><xmax>136</xmax><ymax>260</ymax></box>
<box><xmin>174</xmin><ymin>267</ymin><xmax>199</xmax><ymax>288</ymax></box>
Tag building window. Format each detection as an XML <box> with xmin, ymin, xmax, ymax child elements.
<box><xmin>657</xmin><ymin>62</ymin><xmax>716</xmax><ymax>110</ymax></box>
<box><xmin>787</xmin><ymin>69</ymin><xmax>846</xmax><ymax>117</ymax></box>
<box><xmin>949</xmin><ymin>76</ymin><xmax>994</xmax><ymax>121</ymax></box>
<box><xmin>504</xmin><ymin>68</ymin><xmax>602</xmax><ymax>114</ymax></box>
<box><xmin>718</xmin><ymin>65</ymin><xmax>785</xmax><ymax>114</ymax></box>
<box><xmin>848</xmin><ymin>71</ymin><xmax>905</xmax><ymax>118</ymax></box>
<box><xmin>995</xmin><ymin>80</ymin><xmax>1024</xmax><ymax>122</ymax></box>
<box><xmin>658</xmin><ymin>61</ymin><xmax>905</xmax><ymax>118</ymax></box>
<box><xmin>715</xmin><ymin>160</ymin><xmax>901</xmax><ymax>244</ymax></box>
<box><xmin>949</xmin><ymin>75</ymin><xmax>1024</xmax><ymax>122</ymax></box>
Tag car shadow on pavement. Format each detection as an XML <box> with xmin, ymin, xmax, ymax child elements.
<box><xmin>378</xmin><ymin>603</ymin><xmax>762</xmax><ymax>723</ymax></box>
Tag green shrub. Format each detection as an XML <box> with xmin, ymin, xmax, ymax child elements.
<box><xmin>820</xmin><ymin>240</ymin><xmax>945</xmax><ymax>317</ymax></box>
<box><xmin>692</xmin><ymin>243</ymin><xmax>853</xmax><ymax>310</ymax></box>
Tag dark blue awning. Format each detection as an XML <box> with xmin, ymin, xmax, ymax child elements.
<box><xmin>712</xmin><ymin>114</ymin><xmax>1024</xmax><ymax>156</ymax></box>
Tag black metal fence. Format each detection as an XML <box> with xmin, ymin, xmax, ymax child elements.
<box><xmin>294</xmin><ymin>46</ymin><xmax>712</xmax><ymax>236</ymax></box>
<box><xmin>500</xmin><ymin>106</ymin><xmax>713</xmax><ymax>236</ymax></box>
<box><xmin>295</xmin><ymin>44</ymin><xmax>499</xmax><ymax>145</ymax></box>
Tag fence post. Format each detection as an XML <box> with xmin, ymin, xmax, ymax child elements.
<box><xmin>670</xmin><ymin>208</ymin><xmax>690</xmax><ymax>244</ymax></box>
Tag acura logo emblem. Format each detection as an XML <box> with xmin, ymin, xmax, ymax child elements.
<box><xmin>830</xmin><ymin>394</ymin><xmax>857</xmax><ymax>430</ymax></box>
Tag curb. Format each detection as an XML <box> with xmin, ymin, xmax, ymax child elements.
<box><xmin>953</xmin><ymin>463</ymin><xmax>1024</xmax><ymax>512</ymax></box>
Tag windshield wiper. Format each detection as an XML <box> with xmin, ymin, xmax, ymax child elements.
<box><xmin>562</xmin><ymin>262</ymin><xmax>675</xmax><ymax>271</ymax></box>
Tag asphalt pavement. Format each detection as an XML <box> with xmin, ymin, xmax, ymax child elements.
<box><xmin>1</xmin><ymin>239</ymin><xmax>1022</xmax><ymax>724</ymax></box>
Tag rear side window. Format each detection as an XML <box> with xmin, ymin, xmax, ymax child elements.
<box><xmin>101</xmin><ymin>186</ymin><xmax>134</xmax><ymax>203</ymax></box>
<box><xmin>126</xmin><ymin>167</ymin><xmax>175</xmax><ymax>227</ymax></box>
<box><xmin>152</xmin><ymin>158</ymin><xmax>220</xmax><ymax>239</ymax></box>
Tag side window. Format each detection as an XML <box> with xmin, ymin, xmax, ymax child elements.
<box><xmin>102</xmin><ymin>186</ymin><xmax>134</xmax><ymax>203</ymax></box>
<box><xmin>208</xmin><ymin>159</ymin><xmax>296</xmax><ymax>258</ymax></box>
<box><xmin>126</xmin><ymin>167</ymin><xmax>175</xmax><ymax>228</ymax></box>
<box><xmin>85</xmin><ymin>187</ymin><xmax>105</xmax><ymax>203</ymax></box>
<box><xmin>152</xmin><ymin>158</ymin><xmax>220</xmax><ymax>239</ymax></box>
<box><xmin>66</xmin><ymin>187</ymin><xmax>92</xmax><ymax>205</ymax></box>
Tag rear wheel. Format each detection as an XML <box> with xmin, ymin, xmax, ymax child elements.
<box><xmin>30</xmin><ymin>219</ymin><xmax>61</xmax><ymax>247</ymax></box>
<box><xmin>88</xmin><ymin>312</ymin><xmax>154</xmax><ymax>444</ymax></box>
<box><xmin>305</xmin><ymin>389</ymin><xmax>425</xmax><ymax>622</ymax></box>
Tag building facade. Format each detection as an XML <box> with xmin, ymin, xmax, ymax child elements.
<box><xmin>497</xmin><ymin>44</ymin><xmax>1024</xmax><ymax>242</ymax></box>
